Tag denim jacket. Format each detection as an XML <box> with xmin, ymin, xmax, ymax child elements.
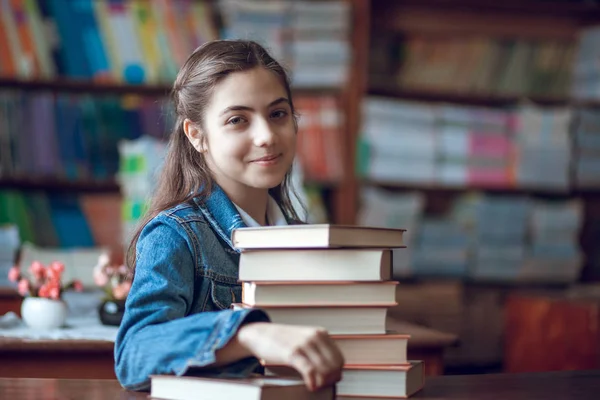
<box><xmin>114</xmin><ymin>184</ymin><xmax>284</xmax><ymax>391</ymax></box>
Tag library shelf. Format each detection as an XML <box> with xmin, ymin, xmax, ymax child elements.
<box><xmin>396</xmin><ymin>275</ymin><xmax>575</xmax><ymax>289</ymax></box>
<box><xmin>360</xmin><ymin>179</ymin><xmax>600</xmax><ymax>198</ymax></box>
<box><xmin>368</xmin><ymin>86</ymin><xmax>600</xmax><ymax>108</ymax></box>
<box><xmin>0</xmin><ymin>78</ymin><xmax>343</xmax><ymax>98</ymax></box>
<box><xmin>0</xmin><ymin>176</ymin><xmax>342</xmax><ymax>194</ymax></box>
<box><xmin>373</xmin><ymin>0</ymin><xmax>600</xmax><ymax>20</ymax></box>
<box><xmin>0</xmin><ymin>177</ymin><xmax>121</xmax><ymax>194</ymax></box>
<box><xmin>0</xmin><ymin>78</ymin><xmax>172</xmax><ymax>97</ymax></box>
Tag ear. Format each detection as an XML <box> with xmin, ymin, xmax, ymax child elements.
<box><xmin>183</xmin><ymin>118</ymin><xmax>207</xmax><ymax>153</ymax></box>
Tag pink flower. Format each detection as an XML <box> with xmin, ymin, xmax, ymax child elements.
<box><xmin>38</xmin><ymin>283</ymin><xmax>50</xmax><ymax>299</ymax></box>
<box><xmin>112</xmin><ymin>281</ymin><xmax>132</xmax><ymax>300</ymax></box>
<box><xmin>72</xmin><ymin>280</ymin><xmax>84</xmax><ymax>292</ymax></box>
<box><xmin>95</xmin><ymin>253</ymin><xmax>110</xmax><ymax>270</ymax></box>
<box><xmin>49</xmin><ymin>261</ymin><xmax>65</xmax><ymax>274</ymax></box>
<box><xmin>93</xmin><ymin>266</ymin><xmax>109</xmax><ymax>287</ymax></box>
<box><xmin>8</xmin><ymin>266</ymin><xmax>20</xmax><ymax>282</ymax></box>
<box><xmin>29</xmin><ymin>261</ymin><xmax>46</xmax><ymax>280</ymax></box>
<box><xmin>46</xmin><ymin>267</ymin><xmax>61</xmax><ymax>283</ymax></box>
<box><xmin>45</xmin><ymin>280</ymin><xmax>61</xmax><ymax>300</ymax></box>
<box><xmin>118</xmin><ymin>265</ymin><xmax>129</xmax><ymax>275</ymax></box>
<box><xmin>17</xmin><ymin>279</ymin><xmax>30</xmax><ymax>297</ymax></box>
<box><xmin>48</xmin><ymin>285</ymin><xmax>60</xmax><ymax>300</ymax></box>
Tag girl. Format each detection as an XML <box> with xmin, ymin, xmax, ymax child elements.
<box><xmin>114</xmin><ymin>40</ymin><xmax>344</xmax><ymax>392</ymax></box>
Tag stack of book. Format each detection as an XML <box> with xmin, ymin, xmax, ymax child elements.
<box><xmin>231</xmin><ymin>224</ymin><xmax>424</xmax><ymax>399</ymax></box>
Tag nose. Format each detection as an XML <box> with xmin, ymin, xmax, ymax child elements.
<box><xmin>252</xmin><ymin>117</ymin><xmax>277</xmax><ymax>147</ymax></box>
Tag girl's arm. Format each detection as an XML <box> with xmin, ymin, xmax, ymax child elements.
<box><xmin>115</xmin><ymin>217</ymin><xmax>343</xmax><ymax>392</ymax></box>
<box><xmin>114</xmin><ymin>218</ymin><xmax>269</xmax><ymax>391</ymax></box>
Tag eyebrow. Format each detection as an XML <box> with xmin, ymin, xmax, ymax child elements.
<box><xmin>219</xmin><ymin>97</ymin><xmax>290</xmax><ymax>117</ymax></box>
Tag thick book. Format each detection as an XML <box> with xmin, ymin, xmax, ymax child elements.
<box><xmin>242</xmin><ymin>281</ymin><xmax>398</xmax><ymax>306</ymax></box>
<box><xmin>150</xmin><ymin>374</ymin><xmax>334</xmax><ymax>400</ymax></box>
<box><xmin>266</xmin><ymin>362</ymin><xmax>424</xmax><ymax>399</ymax></box>
<box><xmin>232</xmin><ymin>224</ymin><xmax>405</xmax><ymax>249</ymax></box>
<box><xmin>331</xmin><ymin>332</ymin><xmax>409</xmax><ymax>365</ymax></box>
<box><xmin>238</xmin><ymin>249</ymin><xmax>393</xmax><ymax>282</ymax></box>
<box><xmin>337</xmin><ymin>362</ymin><xmax>424</xmax><ymax>398</ymax></box>
<box><xmin>232</xmin><ymin>303</ymin><xmax>390</xmax><ymax>335</ymax></box>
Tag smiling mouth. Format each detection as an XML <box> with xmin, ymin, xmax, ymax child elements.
<box><xmin>252</xmin><ymin>154</ymin><xmax>281</xmax><ymax>163</ymax></box>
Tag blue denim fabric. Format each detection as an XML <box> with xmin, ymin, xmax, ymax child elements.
<box><xmin>114</xmin><ymin>184</ymin><xmax>273</xmax><ymax>391</ymax></box>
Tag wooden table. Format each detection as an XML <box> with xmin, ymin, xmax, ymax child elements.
<box><xmin>504</xmin><ymin>293</ymin><xmax>600</xmax><ymax>373</ymax></box>
<box><xmin>0</xmin><ymin>317</ymin><xmax>457</xmax><ymax>379</ymax></box>
<box><xmin>386</xmin><ymin>316</ymin><xmax>458</xmax><ymax>376</ymax></box>
<box><xmin>0</xmin><ymin>378</ymin><xmax>145</xmax><ymax>400</ymax></box>
<box><xmin>0</xmin><ymin>338</ymin><xmax>116</xmax><ymax>379</ymax></box>
<box><xmin>414</xmin><ymin>369</ymin><xmax>600</xmax><ymax>399</ymax></box>
<box><xmin>0</xmin><ymin>288</ymin><xmax>21</xmax><ymax>318</ymax></box>
<box><xmin>1</xmin><ymin>370</ymin><xmax>598</xmax><ymax>399</ymax></box>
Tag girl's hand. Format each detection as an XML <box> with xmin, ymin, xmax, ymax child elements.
<box><xmin>237</xmin><ymin>322</ymin><xmax>344</xmax><ymax>391</ymax></box>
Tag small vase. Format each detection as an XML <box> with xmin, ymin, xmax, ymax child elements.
<box><xmin>98</xmin><ymin>299</ymin><xmax>126</xmax><ymax>326</ymax></box>
<box><xmin>21</xmin><ymin>297</ymin><xmax>68</xmax><ymax>330</ymax></box>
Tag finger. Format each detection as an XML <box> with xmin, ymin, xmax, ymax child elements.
<box><xmin>316</xmin><ymin>334</ymin><xmax>345</xmax><ymax>370</ymax></box>
<box><xmin>301</xmin><ymin>339</ymin><xmax>341</xmax><ymax>389</ymax></box>
<box><xmin>307</xmin><ymin>333</ymin><xmax>344</xmax><ymax>386</ymax></box>
<box><xmin>290</xmin><ymin>350</ymin><xmax>317</xmax><ymax>391</ymax></box>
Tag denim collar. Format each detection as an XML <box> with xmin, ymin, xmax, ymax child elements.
<box><xmin>195</xmin><ymin>184</ymin><xmax>247</xmax><ymax>252</ymax></box>
<box><xmin>195</xmin><ymin>183</ymin><xmax>300</xmax><ymax>252</ymax></box>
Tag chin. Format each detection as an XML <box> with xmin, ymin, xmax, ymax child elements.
<box><xmin>246</xmin><ymin>172</ymin><xmax>288</xmax><ymax>189</ymax></box>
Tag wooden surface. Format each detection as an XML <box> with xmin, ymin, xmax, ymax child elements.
<box><xmin>0</xmin><ymin>378</ymin><xmax>145</xmax><ymax>400</ymax></box>
<box><xmin>504</xmin><ymin>294</ymin><xmax>600</xmax><ymax>373</ymax></box>
<box><xmin>0</xmin><ymin>317</ymin><xmax>455</xmax><ymax>379</ymax></box>
<box><xmin>1</xmin><ymin>370</ymin><xmax>599</xmax><ymax>400</ymax></box>
<box><xmin>0</xmin><ymin>289</ymin><xmax>21</xmax><ymax>318</ymax></box>
<box><xmin>0</xmin><ymin>338</ymin><xmax>116</xmax><ymax>379</ymax></box>
<box><xmin>387</xmin><ymin>316</ymin><xmax>458</xmax><ymax>376</ymax></box>
<box><xmin>414</xmin><ymin>369</ymin><xmax>600</xmax><ymax>400</ymax></box>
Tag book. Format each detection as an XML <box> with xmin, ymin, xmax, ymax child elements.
<box><xmin>238</xmin><ymin>249</ymin><xmax>393</xmax><ymax>282</ymax></box>
<box><xmin>232</xmin><ymin>224</ymin><xmax>405</xmax><ymax>249</ymax></box>
<box><xmin>150</xmin><ymin>374</ymin><xmax>334</xmax><ymax>400</ymax></box>
<box><xmin>266</xmin><ymin>362</ymin><xmax>424</xmax><ymax>399</ymax></box>
<box><xmin>232</xmin><ymin>303</ymin><xmax>390</xmax><ymax>335</ymax></box>
<box><xmin>331</xmin><ymin>333</ymin><xmax>409</xmax><ymax>365</ymax></box>
<box><xmin>242</xmin><ymin>281</ymin><xmax>398</xmax><ymax>306</ymax></box>
<box><xmin>337</xmin><ymin>362</ymin><xmax>424</xmax><ymax>398</ymax></box>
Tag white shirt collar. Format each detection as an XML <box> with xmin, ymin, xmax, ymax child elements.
<box><xmin>234</xmin><ymin>196</ymin><xmax>288</xmax><ymax>227</ymax></box>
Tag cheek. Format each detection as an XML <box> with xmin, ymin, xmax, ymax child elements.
<box><xmin>211</xmin><ymin>136</ymin><xmax>251</xmax><ymax>162</ymax></box>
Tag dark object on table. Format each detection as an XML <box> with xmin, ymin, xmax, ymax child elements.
<box><xmin>98</xmin><ymin>299</ymin><xmax>126</xmax><ymax>326</ymax></box>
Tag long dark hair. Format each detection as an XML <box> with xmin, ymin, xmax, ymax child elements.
<box><xmin>126</xmin><ymin>40</ymin><xmax>303</xmax><ymax>270</ymax></box>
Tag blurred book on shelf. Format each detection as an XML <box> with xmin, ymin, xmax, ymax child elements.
<box><xmin>218</xmin><ymin>0</ymin><xmax>351</xmax><ymax>89</ymax></box>
<box><xmin>358</xmin><ymin>187</ymin><xmax>584</xmax><ymax>284</ymax></box>
<box><xmin>370</xmin><ymin>33</ymin><xmax>574</xmax><ymax>99</ymax></box>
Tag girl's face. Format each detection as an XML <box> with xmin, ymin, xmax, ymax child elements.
<box><xmin>199</xmin><ymin>67</ymin><xmax>296</xmax><ymax>194</ymax></box>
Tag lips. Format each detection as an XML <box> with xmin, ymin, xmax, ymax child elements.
<box><xmin>252</xmin><ymin>154</ymin><xmax>281</xmax><ymax>163</ymax></box>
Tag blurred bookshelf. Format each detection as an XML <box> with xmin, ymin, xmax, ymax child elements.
<box><xmin>0</xmin><ymin>177</ymin><xmax>120</xmax><ymax>193</ymax></box>
<box><xmin>351</xmin><ymin>1</ymin><xmax>600</xmax><ymax>368</ymax></box>
<box><xmin>369</xmin><ymin>86</ymin><xmax>600</xmax><ymax>109</ymax></box>
<box><xmin>374</xmin><ymin>0</ymin><xmax>600</xmax><ymax>19</ymax></box>
<box><xmin>0</xmin><ymin>0</ymin><xmax>357</xmax><ymax>268</ymax></box>
<box><xmin>0</xmin><ymin>78</ymin><xmax>173</xmax><ymax>96</ymax></box>
<box><xmin>356</xmin><ymin>0</ymin><xmax>600</xmax><ymax>275</ymax></box>
<box><xmin>360</xmin><ymin>179</ymin><xmax>600</xmax><ymax>198</ymax></box>
<box><xmin>0</xmin><ymin>77</ymin><xmax>344</xmax><ymax>97</ymax></box>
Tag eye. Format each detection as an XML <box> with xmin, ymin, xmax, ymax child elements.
<box><xmin>270</xmin><ymin>109</ymin><xmax>288</xmax><ymax>119</ymax></box>
<box><xmin>227</xmin><ymin>116</ymin><xmax>246</xmax><ymax>126</ymax></box>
